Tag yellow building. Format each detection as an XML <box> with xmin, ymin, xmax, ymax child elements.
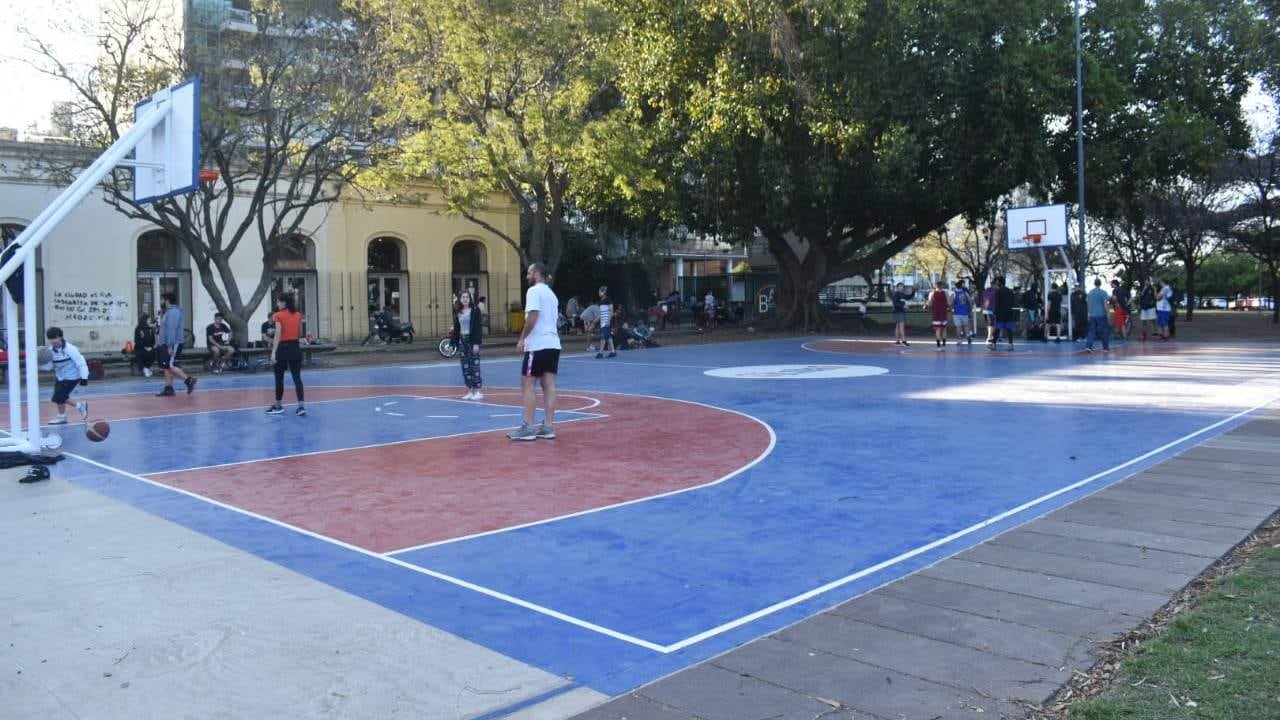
<box><xmin>0</xmin><ymin>139</ymin><xmax>521</xmax><ymax>352</ymax></box>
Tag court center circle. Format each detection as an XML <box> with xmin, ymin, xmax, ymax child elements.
<box><xmin>704</xmin><ymin>364</ymin><xmax>889</xmax><ymax>380</ymax></box>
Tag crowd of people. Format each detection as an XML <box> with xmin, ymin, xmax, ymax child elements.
<box><xmin>893</xmin><ymin>276</ymin><xmax>1182</xmax><ymax>352</ymax></box>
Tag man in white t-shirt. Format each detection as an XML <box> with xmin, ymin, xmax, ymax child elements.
<box><xmin>509</xmin><ymin>262</ymin><xmax>562</xmax><ymax>441</ymax></box>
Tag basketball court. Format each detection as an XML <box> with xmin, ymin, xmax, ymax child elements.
<box><xmin>6</xmin><ymin>335</ymin><xmax>1280</xmax><ymax>718</ymax></box>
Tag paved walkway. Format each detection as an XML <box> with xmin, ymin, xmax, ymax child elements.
<box><xmin>570</xmin><ymin>408</ymin><xmax>1280</xmax><ymax>720</ymax></box>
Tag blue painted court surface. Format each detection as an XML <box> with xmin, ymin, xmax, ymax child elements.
<box><xmin>41</xmin><ymin>338</ymin><xmax>1280</xmax><ymax>697</ymax></box>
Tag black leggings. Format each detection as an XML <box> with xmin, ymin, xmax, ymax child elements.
<box><xmin>274</xmin><ymin>341</ymin><xmax>304</xmax><ymax>403</ymax></box>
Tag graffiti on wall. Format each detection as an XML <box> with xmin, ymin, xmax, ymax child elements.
<box><xmin>51</xmin><ymin>290</ymin><xmax>130</xmax><ymax>325</ymax></box>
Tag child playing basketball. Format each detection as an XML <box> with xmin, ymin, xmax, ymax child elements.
<box><xmin>39</xmin><ymin>327</ymin><xmax>89</xmax><ymax>425</ymax></box>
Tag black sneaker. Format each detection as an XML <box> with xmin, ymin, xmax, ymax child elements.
<box><xmin>595</xmin><ymin>352</ymin><xmax>603</xmax><ymax>359</ymax></box>
<box><xmin>156</xmin><ymin>386</ymin><xmax>176</xmax><ymax>397</ymax></box>
<box><xmin>607</xmin><ymin>352</ymin><xmax>617</xmax><ymax>358</ymax></box>
<box><xmin>295</xmin><ymin>406</ymin><xmax>307</xmax><ymax>416</ymax></box>
<box><xmin>184</xmin><ymin>377</ymin><xmax>197</xmax><ymax>394</ymax></box>
<box><xmin>266</xmin><ymin>405</ymin><xmax>284</xmax><ymax>415</ymax></box>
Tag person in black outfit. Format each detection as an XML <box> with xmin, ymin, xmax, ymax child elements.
<box><xmin>989</xmin><ymin>277</ymin><xmax>1017</xmax><ymax>351</ymax></box>
<box><xmin>1070</xmin><ymin>286</ymin><xmax>1088</xmax><ymax>340</ymax></box>
<box><xmin>1046</xmin><ymin>284</ymin><xmax>1063</xmax><ymax>342</ymax></box>
<box><xmin>133</xmin><ymin>314</ymin><xmax>156</xmax><ymax>377</ymax></box>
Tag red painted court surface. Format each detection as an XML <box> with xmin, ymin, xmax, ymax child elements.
<box><xmin>144</xmin><ymin>388</ymin><xmax>770</xmax><ymax>552</ymax></box>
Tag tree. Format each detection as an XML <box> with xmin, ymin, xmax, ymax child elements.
<box><xmin>1222</xmin><ymin>139</ymin><xmax>1280</xmax><ymax>322</ymax></box>
<box><xmin>356</xmin><ymin>0</ymin><xmax>643</xmax><ymax>276</ymax></box>
<box><xmin>1146</xmin><ymin>175</ymin><xmax>1231</xmax><ymax>320</ymax></box>
<box><xmin>936</xmin><ymin>202</ymin><xmax>1009</xmax><ymax>296</ymax></box>
<box><xmin>1054</xmin><ymin>0</ymin><xmax>1258</xmax><ymax>278</ymax></box>
<box><xmin>610</xmin><ymin>0</ymin><xmax>1069</xmax><ymax>330</ymax></box>
<box><xmin>21</xmin><ymin>0</ymin><xmax>387</xmax><ymax>342</ymax></box>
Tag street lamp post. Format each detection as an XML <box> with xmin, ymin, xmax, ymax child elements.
<box><xmin>1074</xmin><ymin>0</ymin><xmax>1087</xmax><ymax>286</ymax></box>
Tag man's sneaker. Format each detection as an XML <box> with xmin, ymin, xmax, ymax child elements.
<box><xmin>266</xmin><ymin>404</ymin><xmax>284</xmax><ymax>415</ymax></box>
<box><xmin>607</xmin><ymin>352</ymin><xmax>617</xmax><ymax>358</ymax></box>
<box><xmin>156</xmin><ymin>386</ymin><xmax>176</xmax><ymax>397</ymax></box>
<box><xmin>75</xmin><ymin>401</ymin><xmax>88</xmax><ymax>419</ymax></box>
<box><xmin>472</xmin><ymin>390</ymin><xmax>484</xmax><ymax>401</ymax></box>
<box><xmin>507</xmin><ymin>423</ymin><xmax>537</xmax><ymax>441</ymax></box>
<box><xmin>48</xmin><ymin>415</ymin><xmax>68</xmax><ymax>425</ymax></box>
<box><xmin>1085</xmin><ymin>347</ymin><xmax>1094</xmax><ymax>353</ymax></box>
<box><xmin>595</xmin><ymin>352</ymin><xmax>603</xmax><ymax>359</ymax></box>
<box><xmin>142</xmin><ymin>367</ymin><xmax>153</xmax><ymax>377</ymax></box>
<box><xmin>535</xmin><ymin>423</ymin><xmax>556</xmax><ymax>439</ymax></box>
<box><xmin>184</xmin><ymin>377</ymin><xmax>198</xmax><ymax>394</ymax></box>
<box><xmin>296</xmin><ymin>406</ymin><xmax>307</xmax><ymax>416</ymax></box>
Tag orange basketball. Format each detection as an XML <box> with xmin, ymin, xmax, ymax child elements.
<box><xmin>86</xmin><ymin>421</ymin><xmax>111</xmax><ymax>442</ymax></box>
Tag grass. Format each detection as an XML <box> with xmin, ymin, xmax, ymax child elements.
<box><xmin>1066</xmin><ymin>543</ymin><xmax>1280</xmax><ymax>720</ymax></box>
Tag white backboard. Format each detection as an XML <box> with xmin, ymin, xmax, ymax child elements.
<box><xmin>1005</xmin><ymin>203</ymin><xmax>1068</xmax><ymax>251</ymax></box>
<box><xmin>133</xmin><ymin>77</ymin><xmax>201</xmax><ymax>203</ymax></box>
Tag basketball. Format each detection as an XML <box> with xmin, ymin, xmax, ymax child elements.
<box><xmin>86</xmin><ymin>421</ymin><xmax>111</xmax><ymax>442</ymax></box>
<box><xmin>37</xmin><ymin>346</ymin><xmax>53</xmax><ymax>365</ymax></box>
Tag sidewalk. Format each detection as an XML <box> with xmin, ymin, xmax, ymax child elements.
<box><xmin>571</xmin><ymin>407</ymin><xmax>1280</xmax><ymax>720</ymax></box>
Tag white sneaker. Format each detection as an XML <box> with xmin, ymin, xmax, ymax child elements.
<box><xmin>142</xmin><ymin>367</ymin><xmax>153</xmax><ymax>377</ymax></box>
<box><xmin>471</xmin><ymin>390</ymin><xmax>484</xmax><ymax>401</ymax></box>
<box><xmin>462</xmin><ymin>390</ymin><xmax>475</xmax><ymax>400</ymax></box>
<box><xmin>75</xmin><ymin>401</ymin><xmax>88</xmax><ymax>419</ymax></box>
<box><xmin>49</xmin><ymin>414</ymin><xmax>68</xmax><ymax>425</ymax></box>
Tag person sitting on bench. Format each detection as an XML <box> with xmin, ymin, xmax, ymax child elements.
<box><xmin>206</xmin><ymin>313</ymin><xmax>236</xmax><ymax>373</ymax></box>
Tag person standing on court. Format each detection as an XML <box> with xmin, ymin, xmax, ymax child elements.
<box><xmin>1046</xmin><ymin>283</ymin><xmax>1064</xmax><ymax>343</ymax></box>
<box><xmin>133</xmin><ymin>313</ymin><xmax>156</xmax><ymax>377</ymax></box>
<box><xmin>1155</xmin><ymin>278</ymin><xmax>1173</xmax><ymax>341</ymax></box>
<box><xmin>454</xmin><ymin>289</ymin><xmax>485</xmax><ymax>400</ymax></box>
<box><xmin>928</xmin><ymin>283</ymin><xmax>950</xmax><ymax>349</ymax></box>
<box><xmin>509</xmin><ymin>262</ymin><xmax>561</xmax><ymax>441</ymax></box>
<box><xmin>266</xmin><ymin>292</ymin><xmax>306</xmax><ymax>416</ymax></box>
<box><xmin>891</xmin><ymin>282</ymin><xmax>913</xmax><ymax>346</ymax></box>
<box><xmin>155</xmin><ymin>292</ymin><xmax>196</xmax><ymax>396</ymax></box>
<box><xmin>989</xmin><ymin>277</ymin><xmax>1017</xmax><ymax>351</ymax></box>
<box><xmin>1084</xmin><ymin>278</ymin><xmax>1112</xmax><ymax>353</ymax></box>
<box><xmin>951</xmin><ymin>280</ymin><xmax>973</xmax><ymax>343</ymax></box>
<box><xmin>1110</xmin><ymin>278</ymin><xmax>1130</xmax><ymax>341</ymax></box>
<box><xmin>595</xmin><ymin>286</ymin><xmax>616</xmax><ymax>359</ymax></box>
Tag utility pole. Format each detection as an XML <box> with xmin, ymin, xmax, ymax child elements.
<box><xmin>1074</xmin><ymin>0</ymin><xmax>1087</xmax><ymax>286</ymax></box>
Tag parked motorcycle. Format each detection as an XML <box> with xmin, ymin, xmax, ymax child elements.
<box><xmin>362</xmin><ymin>313</ymin><xmax>415</xmax><ymax>345</ymax></box>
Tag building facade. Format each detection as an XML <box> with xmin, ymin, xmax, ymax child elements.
<box><xmin>0</xmin><ymin>139</ymin><xmax>521</xmax><ymax>352</ymax></box>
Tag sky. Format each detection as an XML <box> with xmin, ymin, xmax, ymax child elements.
<box><xmin>0</xmin><ymin>0</ymin><xmax>100</xmax><ymax>131</ymax></box>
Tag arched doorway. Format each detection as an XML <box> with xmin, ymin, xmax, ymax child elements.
<box><xmin>451</xmin><ymin>239</ymin><xmax>487</xmax><ymax>319</ymax></box>
<box><xmin>367</xmin><ymin>236</ymin><xmax>408</xmax><ymax>322</ymax></box>
<box><xmin>0</xmin><ymin>223</ymin><xmax>45</xmax><ymax>336</ymax></box>
<box><xmin>136</xmin><ymin>230</ymin><xmax>192</xmax><ymax>332</ymax></box>
<box><xmin>272</xmin><ymin>234</ymin><xmax>317</xmax><ymax>336</ymax></box>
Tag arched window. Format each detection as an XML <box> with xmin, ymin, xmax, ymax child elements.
<box><xmin>0</xmin><ymin>223</ymin><xmax>45</xmax><ymax>334</ymax></box>
<box><xmin>367</xmin><ymin>236</ymin><xmax>409</xmax><ymax>322</ymax></box>
<box><xmin>367</xmin><ymin>236</ymin><xmax>404</xmax><ymax>272</ymax></box>
<box><xmin>136</xmin><ymin>230</ymin><xmax>192</xmax><ymax>333</ymax></box>
<box><xmin>272</xmin><ymin>234</ymin><xmax>318</xmax><ymax>338</ymax></box>
<box><xmin>451</xmin><ymin>240</ymin><xmax>489</xmax><ymax>327</ymax></box>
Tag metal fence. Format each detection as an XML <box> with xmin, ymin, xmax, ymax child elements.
<box><xmin>313</xmin><ymin>271</ymin><xmax>516</xmax><ymax>343</ymax></box>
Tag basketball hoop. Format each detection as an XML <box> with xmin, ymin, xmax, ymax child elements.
<box><xmin>198</xmin><ymin>168</ymin><xmax>219</xmax><ymax>184</ymax></box>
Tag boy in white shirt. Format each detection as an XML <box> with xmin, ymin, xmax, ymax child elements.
<box><xmin>39</xmin><ymin>327</ymin><xmax>90</xmax><ymax>425</ymax></box>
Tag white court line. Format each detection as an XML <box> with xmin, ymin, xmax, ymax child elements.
<box><xmin>562</xmin><ymin>358</ymin><xmax>719</xmax><ymax>370</ymax></box>
<box><xmin>386</xmin><ymin>412</ymin><xmax>406</xmax><ymax>417</ymax></box>
<box><xmin>426</xmin><ymin>415</ymin><xmax>457</xmax><ymax>419</ymax></box>
<box><xmin>656</xmin><ymin>391</ymin><xmax>1280</xmax><ymax>653</ymax></box>
<box><xmin>52</xmin><ymin>450</ymin><xmax>666</xmax><ymax>653</ymax></box>
<box><xmin>146</xmin><ymin>402</ymin><xmax>606</xmax><ymax>477</ymax></box>
<box><xmin>385</xmin><ymin>393</ymin><xmax>777</xmax><ymax>554</ymax></box>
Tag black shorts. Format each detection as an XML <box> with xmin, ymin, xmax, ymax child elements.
<box><xmin>157</xmin><ymin>343</ymin><xmax>183</xmax><ymax>369</ymax></box>
<box><xmin>51</xmin><ymin>379</ymin><xmax>79</xmax><ymax>405</ymax></box>
<box><xmin>521</xmin><ymin>349</ymin><xmax>560</xmax><ymax>377</ymax></box>
<box><xmin>599</xmin><ymin>325</ymin><xmax>612</xmax><ymax>341</ymax></box>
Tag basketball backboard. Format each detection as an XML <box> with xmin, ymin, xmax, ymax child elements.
<box><xmin>1005</xmin><ymin>203</ymin><xmax>1068</xmax><ymax>251</ymax></box>
<box><xmin>133</xmin><ymin>77</ymin><xmax>201</xmax><ymax>203</ymax></box>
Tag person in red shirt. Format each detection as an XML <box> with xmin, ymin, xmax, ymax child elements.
<box><xmin>928</xmin><ymin>284</ymin><xmax>950</xmax><ymax>349</ymax></box>
<box><xmin>266</xmin><ymin>292</ymin><xmax>306</xmax><ymax>416</ymax></box>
